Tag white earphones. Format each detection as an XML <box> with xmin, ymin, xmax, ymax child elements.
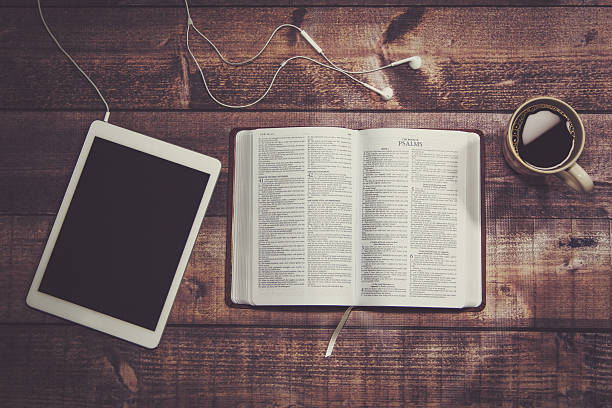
<box><xmin>184</xmin><ymin>0</ymin><xmax>421</xmax><ymax>108</ymax></box>
<box><xmin>298</xmin><ymin>28</ymin><xmax>421</xmax><ymax>101</ymax></box>
<box><xmin>38</xmin><ymin>0</ymin><xmax>422</xmax><ymax>118</ymax></box>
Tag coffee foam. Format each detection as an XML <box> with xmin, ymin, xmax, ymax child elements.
<box><xmin>521</xmin><ymin>109</ymin><xmax>561</xmax><ymax>146</ymax></box>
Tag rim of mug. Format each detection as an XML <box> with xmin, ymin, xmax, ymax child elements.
<box><xmin>507</xmin><ymin>96</ymin><xmax>586</xmax><ymax>174</ymax></box>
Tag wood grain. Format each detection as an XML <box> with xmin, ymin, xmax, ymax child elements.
<box><xmin>1</xmin><ymin>325</ymin><xmax>612</xmax><ymax>407</ymax></box>
<box><xmin>1</xmin><ymin>111</ymin><xmax>609</xmax><ymax>219</ymax></box>
<box><xmin>11</xmin><ymin>1</ymin><xmax>612</xmax><ymax>7</ymax></box>
<box><xmin>3</xmin><ymin>7</ymin><xmax>611</xmax><ymax>111</ymax></box>
<box><xmin>3</xmin><ymin>215</ymin><xmax>609</xmax><ymax>328</ymax></box>
<box><xmin>533</xmin><ymin>219</ymin><xmax>612</xmax><ymax>328</ymax></box>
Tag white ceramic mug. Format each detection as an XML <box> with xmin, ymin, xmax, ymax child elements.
<box><xmin>504</xmin><ymin>97</ymin><xmax>594</xmax><ymax>193</ymax></box>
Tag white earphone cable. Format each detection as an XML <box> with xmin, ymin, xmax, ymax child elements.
<box><xmin>37</xmin><ymin>0</ymin><xmax>110</xmax><ymax>122</ymax></box>
<box><xmin>186</xmin><ymin>25</ymin><xmax>284</xmax><ymax>109</ymax></box>
<box><xmin>183</xmin><ymin>0</ymin><xmax>418</xmax><ymax>108</ymax></box>
<box><xmin>38</xmin><ymin>0</ymin><xmax>417</xmax><ymax>114</ymax></box>
<box><xmin>189</xmin><ymin>23</ymin><xmax>303</xmax><ymax>67</ymax></box>
<box><xmin>187</xmin><ymin>23</ymin><xmax>396</xmax><ymax>109</ymax></box>
<box><xmin>189</xmin><ymin>17</ymin><xmax>392</xmax><ymax>75</ymax></box>
<box><xmin>321</xmin><ymin>53</ymin><xmax>395</xmax><ymax>75</ymax></box>
<box><xmin>186</xmin><ymin>24</ymin><xmax>386</xmax><ymax>108</ymax></box>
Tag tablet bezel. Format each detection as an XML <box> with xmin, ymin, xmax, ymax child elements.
<box><xmin>26</xmin><ymin>120</ymin><xmax>221</xmax><ymax>348</ymax></box>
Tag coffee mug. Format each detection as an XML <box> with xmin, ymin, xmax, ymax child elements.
<box><xmin>504</xmin><ymin>96</ymin><xmax>594</xmax><ymax>193</ymax></box>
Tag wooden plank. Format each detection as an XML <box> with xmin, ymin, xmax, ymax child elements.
<box><xmin>1</xmin><ymin>325</ymin><xmax>612</xmax><ymax>407</ymax></box>
<box><xmin>1</xmin><ymin>111</ymin><xmax>610</xmax><ymax>218</ymax></box>
<box><xmin>12</xmin><ymin>1</ymin><xmax>612</xmax><ymax>7</ymax></box>
<box><xmin>2</xmin><ymin>8</ymin><xmax>187</xmax><ymax>111</ymax></box>
<box><xmin>533</xmin><ymin>219</ymin><xmax>612</xmax><ymax>328</ymax></box>
<box><xmin>3</xmin><ymin>215</ymin><xmax>610</xmax><ymax>328</ymax></box>
<box><xmin>3</xmin><ymin>7</ymin><xmax>612</xmax><ymax>111</ymax></box>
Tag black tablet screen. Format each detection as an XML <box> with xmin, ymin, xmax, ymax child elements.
<box><xmin>39</xmin><ymin>137</ymin><xmax>210</xmax><ymax>330</ymax></box>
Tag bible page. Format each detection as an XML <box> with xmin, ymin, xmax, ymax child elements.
<box><xmin>251</xmin><ymin>127</ymin><xmax>360</xmax><ymax>305</ymax></box>
<box><xmin>357</xmin><ymin>129</ymin><xmax>478</xmax><ymax>308</ymax></box>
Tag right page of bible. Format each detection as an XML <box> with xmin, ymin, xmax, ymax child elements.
<box><xmin>356</xmin><ymin>128</ymin><xmax>481</xmax><ymax>308</ymax></box>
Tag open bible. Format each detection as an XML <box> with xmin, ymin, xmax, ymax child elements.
<box><xmin>229</xmin><ymin>127</ymin><xmax>483</xmax><ymax>308</ymax></box>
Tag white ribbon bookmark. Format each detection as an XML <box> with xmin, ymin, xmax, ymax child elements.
<box><xmin>325</xmin><ymin>306</ymin><xmax>354</xmax><ymax>357</ymax></box>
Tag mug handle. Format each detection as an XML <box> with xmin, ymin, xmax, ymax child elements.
<box><xmin>555</xmin><ymin>163</ymin><xmax>594</xmax><ymax>193</ymax></box>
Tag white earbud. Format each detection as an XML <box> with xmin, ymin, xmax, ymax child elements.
<box><xmin>355</xmin><ymin>57</ymin><xmax>420</xmax><ymax>100</ymax></box>
<box><xmin>380</xmin><ymin>87</ymin><xmax>394</xmax><ymax>101</ymax></box>
<box><xmin>391</xmin><ymin>56</ymin><xmax>422</xmax><ymax>70</ymax></box>
<box><xmin>361</xmin><ymin>83</ymin><xmax>394</xmax><ymax>101</ymax></box>
<box><xmin>410</xmin><ymin>57</ymin><xmax>422</xmax><ymax>70</ymax></box>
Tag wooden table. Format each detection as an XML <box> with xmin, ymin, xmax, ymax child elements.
<box><xmin>1</xmin><ymin>1</ymin><xmax>611</xmax><ymax>406</ymax></box>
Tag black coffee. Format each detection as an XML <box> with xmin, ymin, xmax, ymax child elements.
<box><xmin>515</xmin><ymin>106</ymin><xmax>575</xmax><ymax>169</ymax></box>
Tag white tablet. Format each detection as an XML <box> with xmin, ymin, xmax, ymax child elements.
<box><xmin>26</xmin><ymin>120</ymin><xmax>221</xmax><ymax>348</ymax></box>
